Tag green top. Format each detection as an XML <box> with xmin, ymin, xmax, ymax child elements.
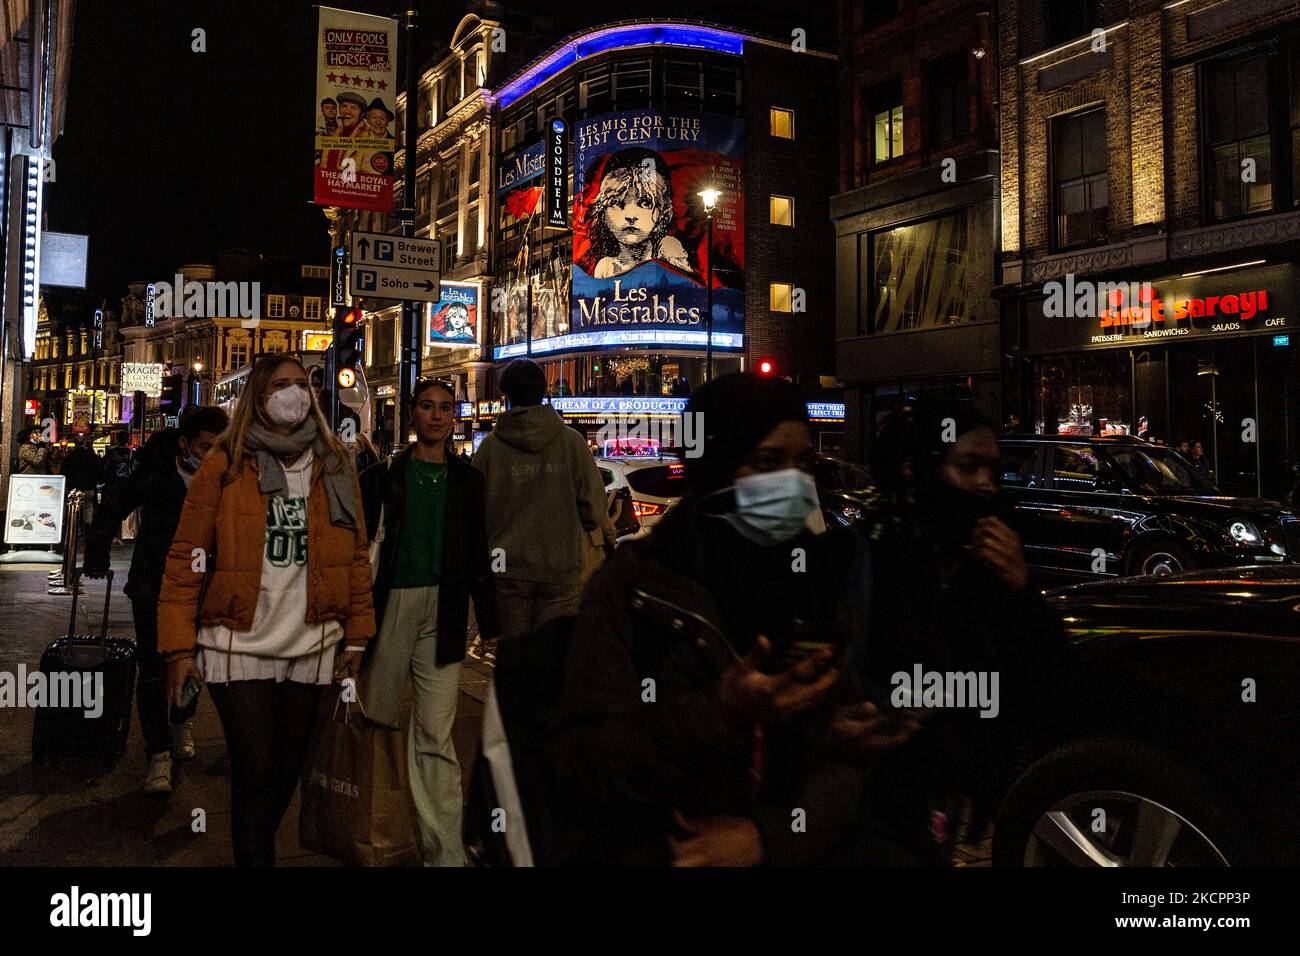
<box><xmin>391</xmin><ymin>456</ymin><xmax>447</xmax><ymax>589</ymax></box>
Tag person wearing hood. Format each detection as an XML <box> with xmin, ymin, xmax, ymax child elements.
<box><xmin>862</xmin><ymin>398</ymin><xmax>1066</xmax><ymax>863</ymax></box>
<box><xmin>471</xmin><ymin>359</ymin><xmax>616</xmax><ymax>651</ymax></box>
<box><xmin>548</xmin><ymin>373</ymin><xmax>919</xmax><ymax>865</ymax></box>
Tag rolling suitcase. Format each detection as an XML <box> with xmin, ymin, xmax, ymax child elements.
<box><xmin>31</xmin><ymin>569</ymin><xmax>137</xmax><ymax>768</ymax></box>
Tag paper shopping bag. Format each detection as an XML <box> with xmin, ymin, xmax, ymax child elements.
<box><xmin>299</xmin><ymin>686</ymin><xmax>420</xmax><ymax>867</ymax></box>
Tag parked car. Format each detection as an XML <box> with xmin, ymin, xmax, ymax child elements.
<box><xmin>812</xmin><ymin>453</ymin><xmax>876</xmax><ymax>531</ymax></box>
<box><xmin>597</xmin><ymin>456</ymin><xmax>687</xmax><ymax>539</ymax></box>
<box><xmin>998</xmin><ymin>435</ymin><xmax>1299</xmax><ymax>580</ymax></box>
<box><xmin>992</xmin><ymin>566</ymin><xmax>1300</xmax><ymax>866</ymax></box>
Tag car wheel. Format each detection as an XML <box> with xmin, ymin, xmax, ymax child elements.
<box><xmin>992</xmin><ymin>738</ymin><xmax>1239</xmax><ymax>867</ymax></box>
<box><xmin>1130</xmin><ymin>541</ymin><xmax>1192</xmax><ymax>578</ymax></box>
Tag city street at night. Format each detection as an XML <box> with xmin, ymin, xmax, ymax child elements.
<box><xmin>0</xmin><ymin>0</ymin><xmax>1293</xmax><ymax>940</ymax></box>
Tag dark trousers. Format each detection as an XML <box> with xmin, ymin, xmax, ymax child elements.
<box><xmin>129</xmin><ymin>595</ymin><xmax>172</xmax><ymax>757</ymax></box>
<box><xmin>207</xmin><ymin>680</ymin><xmax>323</xmax><ymax>867</ymax></box>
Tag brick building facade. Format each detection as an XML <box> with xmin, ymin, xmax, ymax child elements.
<box><xmin>999</xmin><ymin>0</ymin><xmax>1300</xmax><ymax>499</ymax></box>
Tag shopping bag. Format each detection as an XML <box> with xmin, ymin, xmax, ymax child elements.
<box><xmin>299</xmin><ymin>686</ymin><xmax>420</xmax><ymax>867</ymax></box>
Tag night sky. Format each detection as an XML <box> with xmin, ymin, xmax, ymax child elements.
<box><xmin>42</xmin><ymin>0</ymin><xmax>834</xmax><ymax>314</ymax></box>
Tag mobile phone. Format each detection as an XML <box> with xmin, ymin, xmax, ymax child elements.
<box><xmin>765</xmin><ymin>619</ymin><xmax>851</xmax><ymax>673</ymax></box>
<box><xmin>170</xmin><ymin>676</ymin><xmax>201</xmax><ymax>725</ymax></box>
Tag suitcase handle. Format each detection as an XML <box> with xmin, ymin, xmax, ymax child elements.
<box><xmin>69</xmin><ymin>568</ymin><xmax>113</xmax><ymax>643</ymax></box>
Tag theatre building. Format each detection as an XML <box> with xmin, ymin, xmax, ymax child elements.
<box><xmin>998</xmin><ymin>0</ymin><xmax>1300</xmax><ymax>499</ymax></box>
<box><xmin>485</xmin><ymin>20</ymin><xmax>838</xmax><ymax>420</ymax></box>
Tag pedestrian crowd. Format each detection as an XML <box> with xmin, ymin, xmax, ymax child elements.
<box><xmin>58</xmin><ymin>352</ymin><xmax>1075</xmax><ymax>866</ymax></box>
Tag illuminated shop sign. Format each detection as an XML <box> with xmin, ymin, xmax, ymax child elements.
<box><xmin>1028</xmin><ymin>264</ymin><xmax>1297</xmax><ymax>353</ymax></box>
<box><xmin>1094</xmin><ymin>288</ymin><xmax>1270</xmax><ymax>331</ymax></box>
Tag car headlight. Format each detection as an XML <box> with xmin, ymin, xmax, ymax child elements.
<box><xmin>1228</xmin><ymin>520</ymin><xmax>1261</xmax><ymax>544</ymax></box>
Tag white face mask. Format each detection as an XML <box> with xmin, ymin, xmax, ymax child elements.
<box><xmin>265</xmin><ymin>386</ymin><xmax>311</xmax><ymax>427</ymax></box>
<box><xmin>719</xmin><ymin>468</ymin><xmax>820</xmax><ymax>545</ymax></box>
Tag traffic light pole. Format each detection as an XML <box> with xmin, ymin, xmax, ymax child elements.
<box><xmin>395</xmin><ymin>8</ymin><xmax>420</xmax><ymax>449</ymax></box>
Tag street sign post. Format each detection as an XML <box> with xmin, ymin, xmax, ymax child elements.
<box><xmin>349</xmin><ymin>231</ymin><xmax>442</xmax><ymax>303</ymax></box>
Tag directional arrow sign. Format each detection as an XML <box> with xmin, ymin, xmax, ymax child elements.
<box><xmin>349</xmin><ymin>230</ymin><xmax>443</xmax><ymax>304</ymax></box>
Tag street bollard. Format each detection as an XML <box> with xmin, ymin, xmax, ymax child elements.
<box><xmin>51</xmin><ymin>490</ymin><xmax>85</xmax><ymax>595</ymax></box>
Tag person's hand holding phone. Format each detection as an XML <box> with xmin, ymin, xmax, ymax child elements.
<box><xmin>166</xmin><ymin>655</ymin><xmax>203</xmax><ymax>709</ymax></box>
<box><xmin>720</xmin><ymin>635</ymin><xmax>838</xmax><ymax>724</ymax></box>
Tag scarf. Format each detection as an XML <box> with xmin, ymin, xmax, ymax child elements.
<box><xmin>244</xmin><ymin>416</ymin><xmax>357</xmax><ymax>529</ymax></box>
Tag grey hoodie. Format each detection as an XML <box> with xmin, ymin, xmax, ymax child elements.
<box><xmin>472</xmin><ymin>404</ymin><xmax>616</xmax><ymax>585</ymax></box>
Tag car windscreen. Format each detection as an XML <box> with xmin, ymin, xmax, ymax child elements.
<box><xmin>813</xmin><ymin>457</ymin><xmax>871</xmax><ymax>491</ymax></box>
<box><xmin>626</xmin><ymin>464</ymin><xmax>688</xmax><ymax>499</ymax></box>
<box><xmin>1101</xmin><ymin>446</ymin><xmax>1220</xmax><ymax>495</ymax></box>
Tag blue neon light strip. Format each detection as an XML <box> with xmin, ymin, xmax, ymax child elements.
<box><xmin>494</xmin><ymin>329</ymin><xmax>744</xmax><ymax>360</ymax></box>
<box><xmin>494</xmin><ymin>24</ymin><xmax>747</xmax><ymax>110</ymax></box>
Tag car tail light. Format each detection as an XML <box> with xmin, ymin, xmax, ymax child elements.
<box><xmin>632</xmin><ymin>499</ymin><xmax>665</xmax><ymax>519</ymax></box>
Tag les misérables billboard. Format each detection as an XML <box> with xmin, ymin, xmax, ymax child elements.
<box><xmin>564</xmin><ymin>109</ymin><xmax>744</xmax><ymax>354</ymax></box>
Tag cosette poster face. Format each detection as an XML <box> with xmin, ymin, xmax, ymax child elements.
<box><xmin>428</xmin><ymin>283</ymin><xmax>480</xmax><ymax>346</ymax></box>
<box><xmin>566</xmin><ymin>109</ymin><xmax>745</xmax><ymax>353</ymax></box>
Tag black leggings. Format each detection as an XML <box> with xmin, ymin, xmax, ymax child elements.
<box><xmin>207</xmin><ymin>679</ymin><xmax>324</xmax><ymax>867</ymax></box>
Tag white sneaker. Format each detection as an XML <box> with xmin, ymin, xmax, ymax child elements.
<box><xmin>144</xmin><ymin>752</ymin><xmax>173</xmax><ymax>794</ymax></box>
<box><xmin>170</xmin><ymin>720</ymin><xmax>196</xmax><ymax>761</ymax></box>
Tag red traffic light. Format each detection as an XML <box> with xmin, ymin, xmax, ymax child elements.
<box><xmin>344</xmin><ymin>308</ymin><xmax>362</xmax><ymax>326</ymax></box>
<box><xmin>758</xmin><ymin>359</ymin><xmax>774</xmax><ymax>375</ymax></box>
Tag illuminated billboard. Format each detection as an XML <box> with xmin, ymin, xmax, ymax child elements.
<box><xmin>428</xmin><ymin>282</ymin><xmax>480</xmax><ymax>347</ymax></box>
<box><xmin>494</xmin><ymin>108</ymin><xmax>744</xmax><ymax>359</ymax></box>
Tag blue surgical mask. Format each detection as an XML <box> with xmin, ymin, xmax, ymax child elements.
<box><xmin>718</xmin><ymin>468</ymin><xmax>820</xmax><ymax>545</ymax></box>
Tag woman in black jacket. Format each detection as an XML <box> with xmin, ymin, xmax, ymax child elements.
<box><xmin>550</xmin><ymin>373</ymin><xmax>917</xmax><ymax>866</ymax></box>
<box><xmin>359</xmin><ymin>378</ymin><xmax>499</xmax><ymax>867</ymax></box>
<box><xmin>863</xmin><ymin>399</ymin><xmax>1068</xmax><ymax>863</ymax></box>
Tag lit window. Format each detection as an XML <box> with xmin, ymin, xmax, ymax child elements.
<box><xmin>770</xmin><ymin>195</ymin><xmax>795</xmax><ymax>226</ymax></box>
<box><xmin>874</xmin><ymin>104</ymin><xmax>904</xmax><ymax>163</ymax></box>
<box><xmin>304</xmin><ymin>297</ymin><xmax>322</xmax><ymax>321</ymax></box>
<box><xmin>770</xmin><ymin>108</ymin><xmax>795</xmax><ymax>139</ymax></box>
<box><xmin>770</xmin><ymin>283</ymin><xmax>794</xmax><ymax>313</ymax></box>
<box><xmin>267</xmin><ymin>295</ymin><xmax>285</xmax><ymax>318</ymax></box>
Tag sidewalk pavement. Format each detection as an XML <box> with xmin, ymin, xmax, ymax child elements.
<box><xmin>0</xmin><ymin>544</ymin><xmax>989</xmax><ymax>867</ymax></box>
<box><xmin>0</xmin><ymin>543</ymin><xmax>488</xmax><ymax>867</ymax></box>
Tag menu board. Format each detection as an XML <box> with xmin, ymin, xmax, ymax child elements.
<box><xmin>5</xmin><ymin>475</ymin><xmax>66</xmax><ymax>545</ymax></box>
